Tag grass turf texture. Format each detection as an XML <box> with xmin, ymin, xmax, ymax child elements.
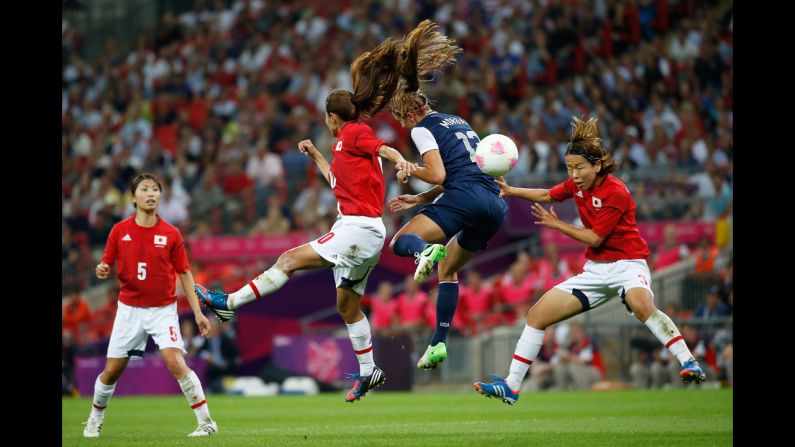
<box><xmin>63</xmin><ymin>388</ymin><xmax>731</xmax><ymax>446</ymax></box>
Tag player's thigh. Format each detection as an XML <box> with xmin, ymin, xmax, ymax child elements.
<box><xmin>106</xmin><ymin>302</ymin><xmax>149</xmax><ymax>360</ymax></box>
<box><xmin>279</xmin><ymin>242</ymin><xmax>335</xmax><ymax>273</ymax></box>
<box><xmin>437</xmin><ymin>236</ymin><xmax>475</xmax><ymax>281</ymax></box>
<box><xmin>391</xmin><ymin>213</ymin><xmax>447</xmax><ymax>246</ymax></box>
<box><xmin>145</xmin><ymin>303</ymin><xmax>187</xmax><ymax>355</ymax></box>
<box><xmin>526</xmin><ymin>287</ymin><xmax>587</xmax><ymax>329</ymax></box>
<box><xmin>457</xmin><ymin>190</ymin><xmax>508</xmax><ymax>252</ymax></box>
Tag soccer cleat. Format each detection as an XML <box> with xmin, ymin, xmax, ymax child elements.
<box><xmin>345</xmin><ymin>367</ymin><xmax>386</xmax><ymax>402</ymax></box>
<box><xmin>82</xmin><ymin>417</ymin><xmax>102</xmax><ymax>438</ymax></box>
<box><xmin>474</xmin><ymin>374</ymin><xmax>520</xmax><ymax>405</ymax></box>
<box><xmin>680</xmin><ymin>358</ymin><xmax>706</xmax><ymax>384</ymax></box>
<box><xmin>195</xmin><ymin>284</ymin><xmax>235</xmax><ymax>322</ymax></box>
<box><xmin>417</xmin><ymin>342</ymin><xmax>448</xmax><ymax>370</ymax></box>
<box><xmin>187</xmin><ymin>420</ymin><xmax>218</xmax><ymax>437</ymax></box>
<box><xmin>414</xmin><ymin>244</ymin><xmax>447</xmax><ymax>282</ymax></box>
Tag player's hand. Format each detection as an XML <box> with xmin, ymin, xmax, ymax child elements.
<box><xmin>396</xmin><ymin>161</ymin><xmax>417</xmax><ymax>184</ymax></box>
<box><xmin>531</xmin><ymin>203</ymin><xmax>560</xmax><ymax>228</ymax></box>
<box><xmin>495</xmin><ymin>176</ymin><xmax>512</xmax><ymax>198</ymax></box>
<box><xmin>195</xmin><ymin>313</ymin><xmax>211</xmax><ymax>337</ymax></box>
<box><xmin>95</xmin><ymin>262</ymin><xmax>110</xmax><ymax>279</ymax></box>
<box><xmin>388</xmin><ymin>194</ymin><xmax>422</xmax><ymax>212</ymax></box>
<box><xmin>298</xmin><ymin>139</ymin><xmax>320</xmax><ymax>158</ymax></box>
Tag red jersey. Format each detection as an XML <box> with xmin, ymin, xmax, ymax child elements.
<box><xmin>549</xmin><ymin>175</ymin><xmax>650</xmax><ymax>261</ymax></box>
<box><xmin>328</xmin><ymin>122</ymin><xmax>386</xmax><ymax>217</ymax></box>
<box><xmin>101</xmin><ymin>215</ymin><xmax>190</xmax><ymax>307</ymax></box>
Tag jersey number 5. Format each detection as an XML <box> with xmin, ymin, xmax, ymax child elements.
<box><xmin>138</xmin><ymin>262</ymin><xmax>147</xmax><ymax>280</ymax></box>
<box><xmin>455</xmin><ymin>131</ymin><xmax>480</xmax><ymax>162</ymax></box>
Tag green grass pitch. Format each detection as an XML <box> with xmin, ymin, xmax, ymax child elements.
<box><xmin>63</xmin><ymin>388</ymin><xmax>732</xmax><ymax>446</ymax></box>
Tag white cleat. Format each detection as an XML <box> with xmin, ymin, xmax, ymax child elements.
<box><xmin>187</xmin><ymin>420</ymin><xmax>218</xmax><ymax>437</ymax></box>
<box><xmin>83</xmin><ymin>417</ymin><xmax>102</xmax><ymax>438</ymax></box>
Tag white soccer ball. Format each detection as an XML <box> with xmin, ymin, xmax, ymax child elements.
<box><xmin>475</xmin><ymin>133</ymin><xmax>519</xmax><ymax>177</ymax></box>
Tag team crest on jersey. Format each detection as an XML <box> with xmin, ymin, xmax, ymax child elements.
<box><xmin>154</xmin><ymin>235</ymin><xmax>167</xmax><ymax>247</ymax></box>
<box><xmin>592</xmin><ymin>197</ymin><xmax>603</xmax><ymax>209</ymax></box>
<box><xmin>335</xmin><ymin>141</ymin><xmax>343</xmax><ymax>151</ymax></box>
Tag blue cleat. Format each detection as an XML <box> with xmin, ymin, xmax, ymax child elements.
<box><xmin>194</xmin><ymin>284</ymin><xmax>235</xmax><ymax>322</ymax></box>
<box><xmin>473</xmin><ymin>374</ymin><xmax>520</xmax><ymax>405</ymax></box>
<box><xmin>679</xmin><ymin>358</ymin><xmax>706</xmax><ymax>384</ymax></box>
<box><xmin>345</xmin><ymin>367</ymin><xmax>386</xmax><ymax>403</ymax></box>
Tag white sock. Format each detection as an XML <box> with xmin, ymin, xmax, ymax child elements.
<box><xmin>346</xmin><ymin>315</ymin><xmax>375</xmax><ymax>376</ymax></box>
<box><xmin>228</xmin><ymin>267</ymin><xmax>289</xmax><ymax>309</ymax></box>
<box><xmin>505</xmin><ymin>325</ymin><xmax>545</xmax><ymax>390</ymax></box>
<box><xmin>644</xmin><ymin>309</ymin><xmax>694</xmax><ymax>365</ymax></box>
<box><xmin>178</xmin><ymin>370</ymin><xmax>212</xmax><ymax>424</ymax></box>
<box><xmin>89</xmin><ymin>376</ymin><xmax>116</xmax><ymax>421</ymax></box>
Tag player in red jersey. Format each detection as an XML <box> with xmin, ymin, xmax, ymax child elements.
<box><xmin>83</xmin><ymin>174</ymin><xmax>217</xmax><ymax>437</ymax></box>
<box><xmin>195</xmin><ymin>42</ymin><xmax>415</xmax><ymax>403</ymax></box>
<box><xmin>474</xmin><ymin>117</ymin><xmax>706</xmax><ymax>405</ymax></box>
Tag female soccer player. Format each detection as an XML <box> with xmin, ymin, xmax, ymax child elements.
<box><xmin>85</xmin><ymin>174</ymin><xmax>217</xmax><ymax>437</ymax></box>
<box><xmin>384</xmin><ymin>20</ymin><xmax>508</xmax><ymax>370</ymax></box>
<box><xmin>473</xmin><ymin>117</ymin><xmax>706</xmax><ymax>405</ymax></box>
<box><xmin>195</xmin><ymin>41</ymin><xmax>415</xmax><ymax>403</ymax></box>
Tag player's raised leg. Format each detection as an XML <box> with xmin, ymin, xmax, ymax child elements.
<box><xmin>390</xmin><ymin>214</ymin><xmax>447</xmax><ymax>282</ymax></box>
<box><xmin>196</xmin><ymin>244</ymin><xmax>333</xmax><ymax>321</ymax></box>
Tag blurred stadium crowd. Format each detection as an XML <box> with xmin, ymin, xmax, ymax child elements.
<box><xmin>62</xmin><ymin>0</ymin><xmax>732</xmax><ymax>392</ymax></box>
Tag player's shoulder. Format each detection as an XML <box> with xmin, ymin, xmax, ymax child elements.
<box><xmin>600</xmin><ymin>175</ymin><xmax>631</xmax><ymax>197</ymax></box>
<box><xmin>156</xmin><ymin>216</ymin><xmax>183</xmax><ymax>237</ymax></box>
<box><xmin>342</xmin><ymin>121</ymin><xmax>374</xmax><ymax>137</ymax></box>
<box><xmin>112</xmin><ymin>215</ymin><xmax>135</xmax><ymax>232</ymax></box>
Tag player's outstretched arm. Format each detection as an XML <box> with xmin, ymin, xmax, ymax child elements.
<box><xmin>388</xmin><ymin>185</ymin><xmax>444</xmax><ymax>212</ymax></box>
<box><xmin>378</xmin><ymin>145</ymin><xmax>417</xmax><ymax>184</ymax></box>
<box><xmin>496</xmin><ymin>176</ymin><xmax>553</xmax><ymax>203</ymax></box>
<box><xmin>179</xmin><ymin>270</ymin><xmax>211</xmax><ymax>336</ymax></box>
<box><xmin>298</xmin><ymin>139</ymin><xmax>332</xmax><ymax>186</ymax></box>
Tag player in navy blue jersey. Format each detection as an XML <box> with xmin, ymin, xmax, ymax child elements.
<box><xmin>384</xmin><ymin>21</ymin><xmax>509</xmax><ymax>370</ymax></box>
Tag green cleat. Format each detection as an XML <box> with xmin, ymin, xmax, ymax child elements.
<box><xmin>414</xmin><ymin>244</ymin><xmax>447</xmax><ymax>282</ymax></box>
<box><xmin>417</xmin><ymin>342</ymin><xmax>448</xmax><ymax>370</ymax></box>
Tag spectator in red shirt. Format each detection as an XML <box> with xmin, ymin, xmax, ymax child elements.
<box><xmin>369</xmin><ymin>281</ymin><xmax>398</xmax><ymax>336</ymax></box>
<box><xmin>396</xmin><ymin>276</ymin><xmax>429</xmax><ymax>333</ymax></box>
<box><xmin>63</xmin><ymin>287</ymin><xmax>92</xmax><ymax>345</ymax></box>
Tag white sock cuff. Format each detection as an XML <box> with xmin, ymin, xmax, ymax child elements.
<box><xmin>96</xmin><ymin>376</ymin><xmax>116</xmax><ymax>393</ymax></box>
<box><xmin>346</xmin><ymin>316</ymin><xmax>371</xmax><ymax>338</ymax></box>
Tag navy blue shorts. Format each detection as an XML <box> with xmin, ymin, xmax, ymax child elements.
<box><xmin>420</xmin><ymin>182</ymin><xmax>508</xmax><ymax>252</ymax></box>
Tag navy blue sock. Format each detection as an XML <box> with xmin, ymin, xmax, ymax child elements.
<box><xmin>430</xmin><ymin>282</ymin><xmax>459</xmax><ymax>346</ymax></box>
<box><xmin>393</xmin><ymin>234</ymin><xmax>428</xmax><ymax>257</ymax></box>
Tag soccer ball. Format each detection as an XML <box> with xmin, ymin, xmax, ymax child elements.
<box><xmin>475</xmin><ymin>133</ymin><xmax>519</xmax><ymax>177</ymax></box>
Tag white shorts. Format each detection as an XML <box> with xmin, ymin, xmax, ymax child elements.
<box><xmin>309</xmin><ymin>215</ymin><xmax>386</xmax><ymax>296</ymax></box>
<box><xmin>554</xmin><ymin>259</ymin><xmax>653</xmax><ymax>313</ymax></box>
<box><xmin>106</xmin><ymin>301</ymin><xmax>186</xmax><ymax>359</ymax></box>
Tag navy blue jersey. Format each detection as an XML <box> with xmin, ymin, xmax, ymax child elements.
<box><xmin>411</xmin><ymin>112</ymin><xmax>499</xmax><ymax>193</ymax></box>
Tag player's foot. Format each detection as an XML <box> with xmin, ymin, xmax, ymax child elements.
<box><xmin>345</xmin><ymin>367</ymin><xmax>386</xmax><ymax>402</ymax></box>
<box><xmin>417</xmin><ymin>342</ymin><xmax>447</xmax><ymax>370</ymax></box>
<box><xmin>82</xmin><ymin>417</ymin><xmax>102</xmax><ymax>438</ymax></box>
<box><xmin>187</xmin><ymin>420</ymin><xmax>218</xmax><ymax>437</ymax></box>
<box><xmin>414</xmin><ymin>244</ymin><xmax>447</xmax><ymax>282</ymax></box>
<box><xmin>195</xmin><ymin>284</ymin><xmax>235</xmax><ymax>322</ymax></box>
<box><xmin>680</xmin><ymin>358</ymin><xmax>706</xmax><ymax>384</ymax></box>
<box><xmin>474</xmin><ymin>374</ymin><xmax>520</xmax><ymax>405</ymax></box>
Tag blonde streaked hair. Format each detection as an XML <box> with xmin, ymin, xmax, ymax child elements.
<box><xmin>565</xmin><ymin>116</ymin><xmax>617</xmax><ymax>176</ymax></box>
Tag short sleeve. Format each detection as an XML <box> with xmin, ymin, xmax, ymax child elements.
<box><xmin>549</xmin><ymin>178</ymin><xmax>575</xmax><ymax>202</ymax></box>
<box><xmin>170</xmin><ymin>230</ymin><xmax>190</xmax><ymax>274</ymax></box>
<box><xmin>101</xmin><ymin>224</ymin><xmax>119</xmax><ymax>266</ymax></box>
<box><xmin>352</xmin><ymin>127</ymin><xmax>385</xmax><ymax>156</ymax></box>
<box><xmin>410</xmin><ymin>127</ymin><xmax>439</xmax><ymax>155</ymax></box>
